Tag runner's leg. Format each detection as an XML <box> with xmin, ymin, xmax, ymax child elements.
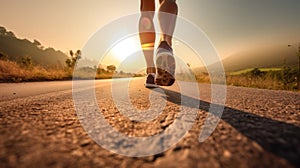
<box><xmin>139</xmin><ymin>0</ymin><xmax>156</xmax><ymax>74</ymax></box>
<box><xmin>158</xmin><ymin>0</ymin><xmax>178</xmax><ymax>47</ymax></box>
<box><xmin>155</xmin><ymin>0</ymin><xmax>178</xmax><ymax>86</ymax></box>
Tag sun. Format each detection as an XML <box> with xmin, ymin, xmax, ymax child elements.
<box><xmin>111</xmin><ymin>37</ymin><xmax>140</xmax><ymax>62</ymax></box>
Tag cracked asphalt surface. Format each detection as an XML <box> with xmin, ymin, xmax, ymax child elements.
<box><xmin>0</xmin><ymin>78</ymin><xmax>299</xmax><ymax>168</ymax></box>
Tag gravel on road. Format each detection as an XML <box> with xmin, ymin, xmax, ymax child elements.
<box><xmin>0</xmin><ymin>78</ymin><xmax>299</xmax><ymax>168</ymax></box>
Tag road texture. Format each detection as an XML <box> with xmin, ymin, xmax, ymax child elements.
<box><xmin>0</xmin><ymin>78</ymin><xmax>299</xmax><ymax>168</ymax></box>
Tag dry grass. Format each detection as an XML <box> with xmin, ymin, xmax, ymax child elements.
<box><xmin>0</xmin><ymin>60</ymin><xmax>141</xmax><ymax>82</ymax></box>
<box><xmin>195</xmin><ymin>72</ymin><xmax>298</xmax><ymax>91</ymax></box>
<box><xmin>1</xmin><ymin>59</ymin><xmax>297</xmax><ymax>91</ymax></box>
<box><xmin>0</xmin><ymin>60</ymin><xmax>71</xmax><ymax>82</ymax></box>
<box><xmin>226</xmin><ymin>75</ymin><xmax>285</xmax><ymax>90</ymax></box>
<box><xmin>195</xmin><ymin>72</ymin><xmax>211</xmax><ymax>83</ymax></box>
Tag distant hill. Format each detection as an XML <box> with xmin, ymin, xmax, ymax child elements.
<box><xmin>195</xmin><ymin>44</ymin><xmax>298</xmax><ymax>73</ymax></box>
<box><xmin>0</xmin><ymin>26</ymin><xmax>67</xmax><ymax>66</ymax></box>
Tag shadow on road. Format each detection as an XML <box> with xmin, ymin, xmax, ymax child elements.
<box><xmin>153</xmin><ymin>88</ymin><xmax>300</xmax><ymax>167</ymax></box>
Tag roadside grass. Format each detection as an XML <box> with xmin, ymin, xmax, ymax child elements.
<box><xmin>0</xmin><ymin>60</ymin><xmax>143</xmax><ymax>82</ymax></box>
<box><xmin>225</xmin><ymin>75</ymin><xmax>286</xmax><ymax>90</ymax></box>
<box><xmin>228</xmin><ymin>68</ymin><xmax>253</xmax><ymax>76</ymax></box>
<box><xmin>195</xmin><ymin>67</ymin><xmax>299</xmax><ymax>91</ymax></box>
<box><xmin>1</xmin><ymin>59</ymin><xmax>298</xmax><ymax>91</ymax></box>
<box><xmin>0</xmin><ymin>60</ymin><xmax>71</xmax><ymax>82</ymax></box>
<box><xmin>229</xmin><ymin>68</ymin><xmax>282</xmax><ymax>76</ymax></box>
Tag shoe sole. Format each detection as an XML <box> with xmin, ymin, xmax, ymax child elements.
<box><xmin>145</xmin><ymin>83</ymin><xmax>158</xmax><ymax>88</ymax></box>
<box><xmin>155</xmin><ymin>52</ymin><xmax>175</xmax><ymax>86</ymax></box>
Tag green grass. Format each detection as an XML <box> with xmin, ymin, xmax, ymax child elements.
<box><xmin>195</xmin><ymin>67</ymin><xmax>299</xmax><ymax>91</ymax></box>
<box><xmin>229</xmin><ymin>67</ymin><xmax>282</xmax><ymax>76</ymax></box>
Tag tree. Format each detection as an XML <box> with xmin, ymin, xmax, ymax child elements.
<box><xmin>69</xmin><ymin>50</ymin><xmax>74</xmax><ymax>57</ymax></box>
<box><xmin>73</xmin><ymin>50</ymin><xmax>81</xmax><ymax>64</ymax></box>
<box><xmin>6</xmin><ymin>31</ymin><xmax>15</xmax><ymax>37</ymax></box>
<box><xmin>97</xmin><ymin>67</ymin><xmax>106</xmax><ymax>74</ymax></box>
<box><xmin>21</xmin><ymin>56</ymin><xmax>33</xmax><ymax>68</ymax></box>
<box><xmin>33</xmin><ymin>39</ymin><xmax>42</xmax><ymax>46</ymax></box>
<box><xmin>250</xmin><ymin>68</ymin><xmax>262</xmax><ymax>77</ymax></box>
<box><xmin>65</xmin><ymin>50</ymin><xmax>81</xmax><ymax>68</ymax></box>
<box><xmin>281</xmin><ymin>62</ymin><xmax>297</xmax><ymax>89</ymax></box>
<box><xmin>0</xmin><ymin>27</ymin><xmax>15</xmax><ymax>37</ymax></box>
<box><xmin>107</xmin><ymin>65</ymin><xmax>116</xmax><ymax>73</ymax></box>
<box><xmin>0</xmin><ymin>26</ymin><xmax>6</xmax><ymax>35</ymax></box>
<box><xmin>65</xmin><ymin>58</ymin><xmax>72</xmax><ymax>68</ymax></box>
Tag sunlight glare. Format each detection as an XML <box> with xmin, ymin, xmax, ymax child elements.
<box><xmin>111</xmin><ymin>37</ymin><xmax>140</xmax><ymax>62</ymax></box>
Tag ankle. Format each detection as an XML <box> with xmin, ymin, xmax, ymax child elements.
<box><xmin>159</xmin><ymin>38</ymin><xmax>172</xmax><ymax>47</ymax></box>
<box><xmin>158</xmin><ymin>41</ymin><xmax>173</xmax><ymax>51</ymax></box>
<box><xmin>147</xmin><ymin>67</ymin><xmax>156</xmax><ymax>74</ymax></box>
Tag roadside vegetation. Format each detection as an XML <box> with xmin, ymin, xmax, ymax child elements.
<box><xmin>0</xmin><ymin>49</ymin><xmax>298</xmax><ymax>91</ymax></box>
<box><xmin>0</xmin><ymin>59</ymin><xmax>70</xmax><ymax>82</ymax></box>
<box><xmin>1</xmin><ymin>50</ymin><xmax>298</xmax><ymax>91</ymax></box>
<box><xmin>195</xmin><ymin>66</ymin><xmax>299</xmax><ymax>91</ymax></box>
<box><xmin>0</xmin><ymin>51</ymin><xmax>143</xmax><ymax>82</ymax></box>
<box><xmin>0</xmin><ymin>26</ymin><xmax>142</xmax><ymax>82</ymax></box>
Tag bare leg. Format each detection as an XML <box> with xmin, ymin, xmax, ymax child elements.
<box><xmin>139</xmin><ymin>0</ymin><xmax>156</xmax><ymax>74</ymax></box>
<box><xmin>154</xmin><ymin>0</ymin><xmax>178</xmax><ymax>86</ymax></box>
<box><xmin>158</xmin><ymin>0</ymin><xmax>178</xmax><ymax>47</ymax></box>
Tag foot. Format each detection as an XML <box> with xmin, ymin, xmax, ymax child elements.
<box><xmin>145</xmin><ymin>73</ymin><xmax>158</xmax><ymax>88</ymax></box>
<box><xmin>155</xmin><ymin>41</ymin><xmax>176</xmax><ymax>86</ymax></box>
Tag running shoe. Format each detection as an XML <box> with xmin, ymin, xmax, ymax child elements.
<box><xmin>155</xmin><ymin>41</ymin><xmax>176</xmax><ymax>86</ymax></box>
<box><xmin>145</xmin><ymin>73</ymin><xmax>158</xmax><ymax>88</ymax></box>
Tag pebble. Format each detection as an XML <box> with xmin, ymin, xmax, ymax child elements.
<box><xmin>223</xmin><ymin>150</ymin><xmax>232</xmax><ymax>158</ymax></box>
<box><xmin>80</xmin><ymin>139</ymin><xmax>91</xmax><ymax>147</ymax></box>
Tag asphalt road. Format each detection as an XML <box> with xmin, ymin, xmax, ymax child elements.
<box><xmin>0</xmin><ymin>78</ymin><xmax>299</xmax><ymax>168</ymax></box>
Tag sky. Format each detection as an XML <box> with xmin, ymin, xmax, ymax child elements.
<box><xmin>0</xmin><ymin>0</ymin><xmax>300</xmax><ymax>69</ymax></box>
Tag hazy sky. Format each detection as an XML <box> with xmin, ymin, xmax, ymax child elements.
<box><xmin>0</xmin><ymin>0</ymin><xmax>299</xmax><ymax>59</ymax></box>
